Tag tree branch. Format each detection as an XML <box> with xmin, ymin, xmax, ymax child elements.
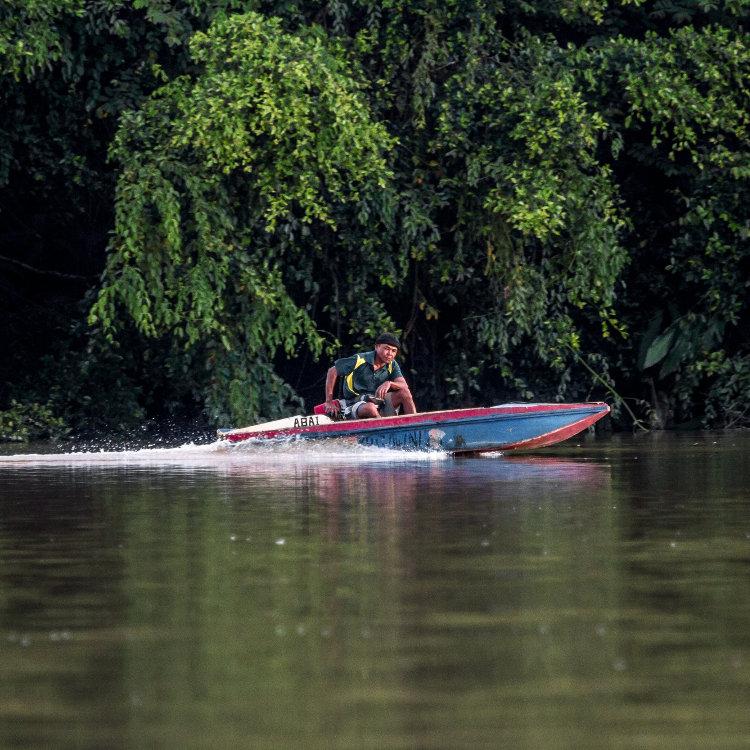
<box><xmin>0</xmin><ymin>253</ymin><xmax>95</xmax><ymax>280</ymax></box>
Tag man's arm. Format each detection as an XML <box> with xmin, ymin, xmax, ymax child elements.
<box><xmin>375</xmin><ymin>376</ymin><xmax>408</xmax><ymax>399</ymax></box>
<box><xmin>324</xmin><ymin>366</ymin><xmax>341</xmax><ymax>415</ymax></box>
<box><xmin>375</xmin><ymin>376</ymin><xmax>416</xmax><ymax>414</ymax></box>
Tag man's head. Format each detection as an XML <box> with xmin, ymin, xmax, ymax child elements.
<box><xmin>374</xmin><ymin>333</ymin><xmax>400</xmax><ymax>365</ymax></box>
<box><xmin>375</xmin><ymin>333</ymin><xmax>401</xmax><ymax>350</ymax></box>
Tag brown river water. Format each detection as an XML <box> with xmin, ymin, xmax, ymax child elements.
<box><xmin>1</xmin><ymin>431</ymin><xmax>749</xmax><ymax>748</ymax></box>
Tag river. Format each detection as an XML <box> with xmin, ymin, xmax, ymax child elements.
<box><xmin>1</xmin><ymin>431</ymin><xmax>749</xmax><ymax>748</ymax></box>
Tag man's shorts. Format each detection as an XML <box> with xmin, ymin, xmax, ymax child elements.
<box><xmin>346</xmin><ymin>397</ymin><xmax>369</xmax><ymax>419</ymax></box>
<box><xmin>345</xmin><ymin>395</ymin><xmax>397</xmax><ymax>419</ymax></box>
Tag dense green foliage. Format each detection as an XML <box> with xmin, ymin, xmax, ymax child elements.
<box><xmin>1</xmin><ymin>0</ymin><xmax>749</xmax><ymax>437</ymax></box>
<box><xmin>90</xmin><ymin>12</ymin><xmax>395</xmax><ymax>422</ymax></box>
<box><xmin>0</xmin><ymin>399</ymin><xmax>69</xmax><ymax>442</ymax></box>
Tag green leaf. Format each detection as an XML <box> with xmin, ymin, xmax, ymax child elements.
<box><xmin>636</xmin><ymin>311</ymin><xmax>663</xmax><ymax>371</ymax></box>
<box><xmin>659</xmin><ymin>333</ymin><xmax>690</xmax><ymax>378</ymax></box>
<box><xmin>642</xmin><ymin>329</ymin><xmax>675</xmax><ymax>370</ymax></box>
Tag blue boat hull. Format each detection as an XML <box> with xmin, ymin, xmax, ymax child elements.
<box><xmin>347</xmin><ymin>406</ymin><xmax>605</xmax><ymax>452</ymax></box>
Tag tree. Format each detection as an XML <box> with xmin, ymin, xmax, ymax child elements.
<box><xmin>89</xmin><ymin>11</ymin><xmax>395</xmax><ymax>424</ymax></box>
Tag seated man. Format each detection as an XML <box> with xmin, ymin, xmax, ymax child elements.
<box><xmin>324</xmin><ymin>333</ymin><xmax>417</xmax><ymax>419</ymax></box>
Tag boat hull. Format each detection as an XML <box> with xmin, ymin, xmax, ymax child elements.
<box><xmin>218</xmin><ymin>402</ymin><xmax>610</xmax><ymax>454</ymax></box>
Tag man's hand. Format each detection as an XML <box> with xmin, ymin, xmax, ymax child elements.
<box><xmin>375</xmin><ymin>382</ymin><xmax>392</xmax><ymax>399</ymax></box>
<box><xmin>324</xmin><ymin>399</ymin><xmax>342</xmax><ymax>416</ymax></box>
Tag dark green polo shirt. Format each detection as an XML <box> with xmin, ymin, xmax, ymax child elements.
<box><xmin>334</xmin><ymin>350</ymin><xmax>403</xmax><ymax>401</ymax></box>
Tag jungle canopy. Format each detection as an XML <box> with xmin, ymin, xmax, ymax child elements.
<box><xmin>1</xmin><ymin>0</ymin><xmax>749</xmax><ymax>439</ymax></box>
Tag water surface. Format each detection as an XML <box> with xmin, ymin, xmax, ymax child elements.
<box><xmin>1</xmin><ymin>432</ymin><xmax>749</xmax><ymax>748</ymax></box>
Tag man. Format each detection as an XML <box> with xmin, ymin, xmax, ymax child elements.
<box><xmin>324</xmin><ymin>333</ymin><xmax>417</xmax><ymax>419</ymax></box>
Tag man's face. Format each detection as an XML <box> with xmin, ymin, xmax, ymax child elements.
<box><xmin>375</xmin><ymin>343</ymin><xmax>398</xmax><ymax>364</ymax></box>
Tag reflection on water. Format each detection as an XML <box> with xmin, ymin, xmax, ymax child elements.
<box><xmin>1</xmin><ymin>432</ymin><xmax>749</xmax><ymax>748</ymax></box>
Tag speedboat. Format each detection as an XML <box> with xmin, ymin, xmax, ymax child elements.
<box><xmin>216</xmin><ymin>402</ymin><xmax>610</xmax><ymax>454</ymax></box>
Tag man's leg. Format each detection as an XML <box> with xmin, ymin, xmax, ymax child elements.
<box><xmin>380</xmin><ymin>394</ymin><xmax>397</xmax><ymax>417</ymax></box>
<box><xmin>351</xmin><ymin>399</ymin><xmax>380</xmax><ymax>419</ymax></box>
<box><xmin>389</xmin><ymin>387</ymin><xmax>416</xmax><ymax>414</ymax></box>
